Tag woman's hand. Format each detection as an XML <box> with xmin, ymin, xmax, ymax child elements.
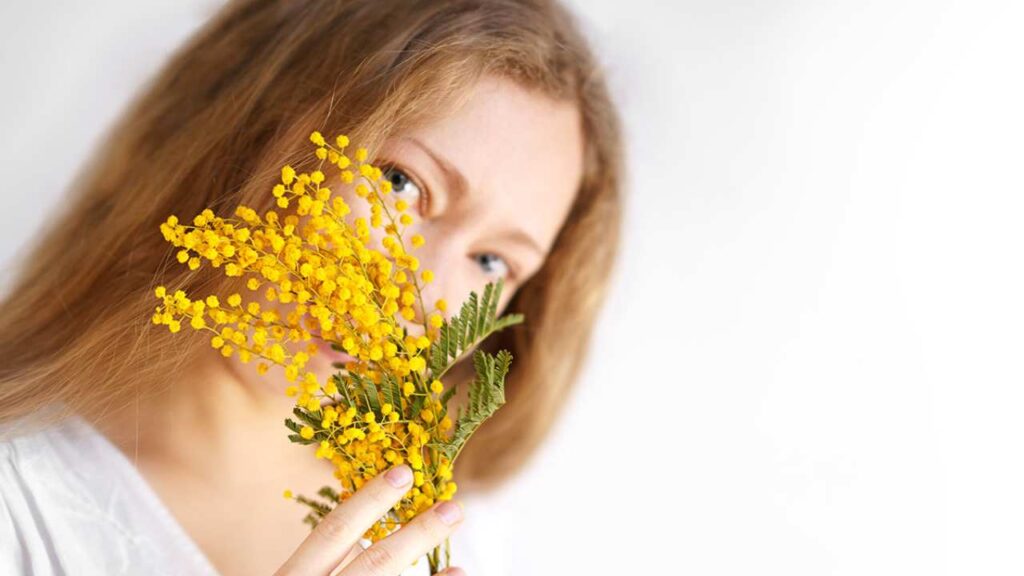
<box><xmin>273</xmin><ymin>465</ymin><xmax>466</xmax><ymax>576</ymax></box>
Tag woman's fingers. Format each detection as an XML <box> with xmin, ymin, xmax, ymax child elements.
<box><xmin>437</xmin><ymin>568</ymin><xmax>467</xmax><ymax>576</ymax></box>
<box><xmin>274</xmin><ymin>465</ymin><xmax>415</xmax><ymax>576</ymax></box>
<box><xmin>338</xmin><ymin>500</ymin><xmax>465</xmax><ymax>576</ymax></box>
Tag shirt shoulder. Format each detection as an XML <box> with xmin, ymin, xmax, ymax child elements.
<box><xmin>0</xmin><ymin>415</ymin><xmax>84</xmax><ymax>574</ymax></box>
<box><xmin>0</xmin><ymin>413</ymin><xmax>219</xmax><ymax>576</ymax></box>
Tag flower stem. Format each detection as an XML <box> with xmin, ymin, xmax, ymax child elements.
<box><xmin>427</xmin><ymin>543</ymin><xmax>444</xmax><ymax>574</ymax></box>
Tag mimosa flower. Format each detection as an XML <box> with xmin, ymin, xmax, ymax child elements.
<box><xmin>150</xmin><ymin>132</ymin><xmax>521</xmax><ymax>572</ymax></box>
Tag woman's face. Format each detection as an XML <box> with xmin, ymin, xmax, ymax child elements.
<box><xmin>264</xmin><ymin>74</ymin><xmax>583</xmax><ymax>391</ymax></box>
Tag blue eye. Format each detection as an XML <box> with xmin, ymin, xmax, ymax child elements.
<box><xmin>474</xmin><ymin>253</ymin><xmax>510</xmax><ymax>278</ymax></box>
<box><xmin>382</xmin><ymin>165</ymin><xmax>425</xmax><ymax>210</ymax></box>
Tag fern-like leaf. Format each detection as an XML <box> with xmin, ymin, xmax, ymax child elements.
<box><xmin>381</xmin><ymin>372</ymin><xmax>403</xmax><ymax>411</ymax></box>
<box><xmin>349</xmin><ymin>372</ymin><xmax>382</xmax><ymax>417</ymax></box>
<box><xmin>437</xmin><ymin>348</ymin><xmax>513</xmax><ymax>462</ymax></box>
<box><xmin>428</xmin><ymin>278</ymin><xmax>524</xmax><ymax>378</ymax></box>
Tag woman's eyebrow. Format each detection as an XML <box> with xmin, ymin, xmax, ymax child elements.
<box><xmin>495</xmin><ymin>228</ymin><xmax>546</xmax><ymax>259</ymax></box>
<box><xmin>404</xmin><ymin>136</ymin><xmax>469</xmax><ymax>202</ymax></box>
<box><xmin>404</xmin><ymin>135</ymin><xmax>545</xmax><ymax>259</ymax></box>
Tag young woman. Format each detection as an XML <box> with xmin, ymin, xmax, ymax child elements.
<box><xmin>0</xmin><ymin>0</ymin><xmax>623</xmax><ymax>574</ymax></box>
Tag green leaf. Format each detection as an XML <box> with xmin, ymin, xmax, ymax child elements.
<box><xmin>295</xmin><ymin>494</ymin><xmax>332</xmax><ymax>518</ymax></box>
<box><xmin>411</xmin><ymin>392</ymin><xmax>425</xmax><ymax>419</ymax></box>
<box><xmin>428</xmin><ymin>278</ymin><xmax>523</xmax><ymax>378</ymax></box>
<box><xmin>437</xmin><ymin>348</ymin><xmax>513</xmax><ymax>462</ymax></box>
<box><xmin>292</xmin><ymin>406</ymin><xmax>323</xmax><ymax>428</ymax></box>
<box><xmin>317</xmin><ymin>485</ymin><xmax>341</xmax><ymax>503</ymax></box>
<box><xmin>334</xmin><ymin>373</ymin><xmax>355</xmax><ymax>407</ymax></box>
<box><xmin>350</xmin><ymin>372</ymin><xmax>381</xmax><ymax>417</ymax></box>
<box><xmin>382</xmin><ymin>372</ymin><xmax>403</xmax><ymax>411</ymax></box>
<box><xmin>475</xmin><ymin>282</ymin><xmax>492</xmax><ymax>341</ymax></box>
<box><xmin>287</xmin><ymin>408</ymin><xmax>329</xmax><ymax>444</ymax></box>
<box><xmin>439</xmin><ymin>382</ymin><xmax>458</xmax><ymax>406</ymax></box>
<box><xmin>288</xmin><ymin>433</ymin><xmax>316</xmax><ymax>445</ymax></box>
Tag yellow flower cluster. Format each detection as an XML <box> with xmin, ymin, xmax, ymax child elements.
<box><xmin>151</xmin><ymin>131</ymin><xmax>461</xmax><ymax>542</ymax></box>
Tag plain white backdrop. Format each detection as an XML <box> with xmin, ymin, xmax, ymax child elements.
<box><xmin>3</xmin><ymin>1</ymin><xmax>1024</xmax><ymax>574</ymax></box>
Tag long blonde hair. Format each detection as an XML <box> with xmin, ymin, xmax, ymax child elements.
<box><xmin>0</xmin><ymin>0</ymin><xmax>623</xmax><ymax>489</ymax></box>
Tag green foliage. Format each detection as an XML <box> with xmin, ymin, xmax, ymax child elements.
<box><xmin>288</xmin><ymin>280</ymin><xmax>522</xmax><ymax>538</ymax></box>
<box><xmin>426</xmin><ymin>278</ymin><xmax>521</xmax><ymax>458</ymax></box>
<box><xmin>295</xmin><ymin>494</ymin><xmax>331</xmax><ymax>529</ymax></box>
<box><xmin>428</xmin><ymin>277</ymin><xmax>523</xmax><ymax>378</ymax></box>
<box><xmin>317</xmin><ymin>485</ymin><xmax>341</xmax><ymax>503</ymax></box>
<box><xmin>350</xmin><ymin>372</ymin><xmax>382</xmax><ymax>417</ymax></box>
<box><xmin>285</xmin><ymin>406</ymin><xmax>324</xmax><ymax>444</ymax></box>
<box><xmin>381</xmin><ymin>372</ymin><xmax>404</xmax><ymax>412</ymax></box>
<box><xmin>436</xmin><ymin>348</ymin><xmax>513</xmax><ymax>462</ymax></box>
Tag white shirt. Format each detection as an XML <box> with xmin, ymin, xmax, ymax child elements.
<box><xmin>0</xmin><ymin>412</ymin><xmax>506</xmax><ymax>575</ymax></box>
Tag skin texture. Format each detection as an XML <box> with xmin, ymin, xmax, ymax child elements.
<box><xmin>93</xmin><ymin>74</ymin><xmax>583</xmax><ymax>576</ymax></box>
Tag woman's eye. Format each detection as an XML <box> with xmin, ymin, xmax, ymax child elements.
<box><xmin>474</xmin><ymin>253</ymin><xmax>510</xmax><ymax>278</ymax></box>
<box><xmin>382</xmin><ymin>165</ymin><xmax>424</xmax><ymax>208</ymax></box>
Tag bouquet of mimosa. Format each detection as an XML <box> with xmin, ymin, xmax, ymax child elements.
<box><xmin>150</xmin><ymin>130</ymin><xmax>521</xmax><ymax>574</ymax></box>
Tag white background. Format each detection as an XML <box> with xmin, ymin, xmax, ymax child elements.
<box><xmin>3</xmin><ymin>1</ymin><xmax>1023</xmax><ymax>574</ymax></box>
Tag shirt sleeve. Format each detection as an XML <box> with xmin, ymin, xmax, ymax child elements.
<box><xmin>0</xmin><ymin>426</ymin><xmax>89</xmax><ymax>575</ymax></box>
<box><xmin>0</xmin><ymin>441</ymin><xmax>37</xmax><ymax>574</ymax></box>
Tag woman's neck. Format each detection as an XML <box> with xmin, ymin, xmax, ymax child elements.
<box><xmin>80</xmin><ymin>348</ymin><xmax>339</xmax><ymax>574</ymax></box>
<box><xmin>86</xmin><ymin>348</ymin><xmax>334</xmax><ymax>488</ymax></box>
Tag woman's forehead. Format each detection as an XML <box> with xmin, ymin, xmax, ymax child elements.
<box><xmin>397</xmin><ymin>75</ymin><xmax>583</xmax><ymax>251</ymax></box>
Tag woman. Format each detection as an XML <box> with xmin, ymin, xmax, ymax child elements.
<box><xmin>0</xmin><ymin>0</ymin><xmax>623</xmax><ymax>574</ymax></box>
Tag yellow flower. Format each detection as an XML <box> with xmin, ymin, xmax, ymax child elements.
<box><xmin>152</xmin><ymin>132</ymin><xmax>523</xmax><ymax>552</ymax></box>
<box><xmin>269</xmin><ymin>343</ymin><xmax>286</xmax><ymax>363</ymax></box>
<box><xmin>408</xmin><ymin>356</ymin><xmax>426</xmax><ymax>372</ymax></box>
<box><xmin>408</xmin><ymin>451</ymin><xmax>423</xmax><ymax>470</ymax></box>
<box><xmin>281</xmin><ymin>165</ymin><xmax>296</xmax><ymax>185</ymax></box>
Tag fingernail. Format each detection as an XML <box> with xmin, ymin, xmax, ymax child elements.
<box><xmin>435</xmin><ymin>500</ymin><xmax>463</xmax><ymax>525</ymax></box>
<box><xmin>385</xmin><ymin>465</ymin><xmax>413</xmax><ymax>488</ymax></box>
<box><xmin>444</xmin><ymin>568</ymin><xmax>467</xmax><ymax>576</ymax></box>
